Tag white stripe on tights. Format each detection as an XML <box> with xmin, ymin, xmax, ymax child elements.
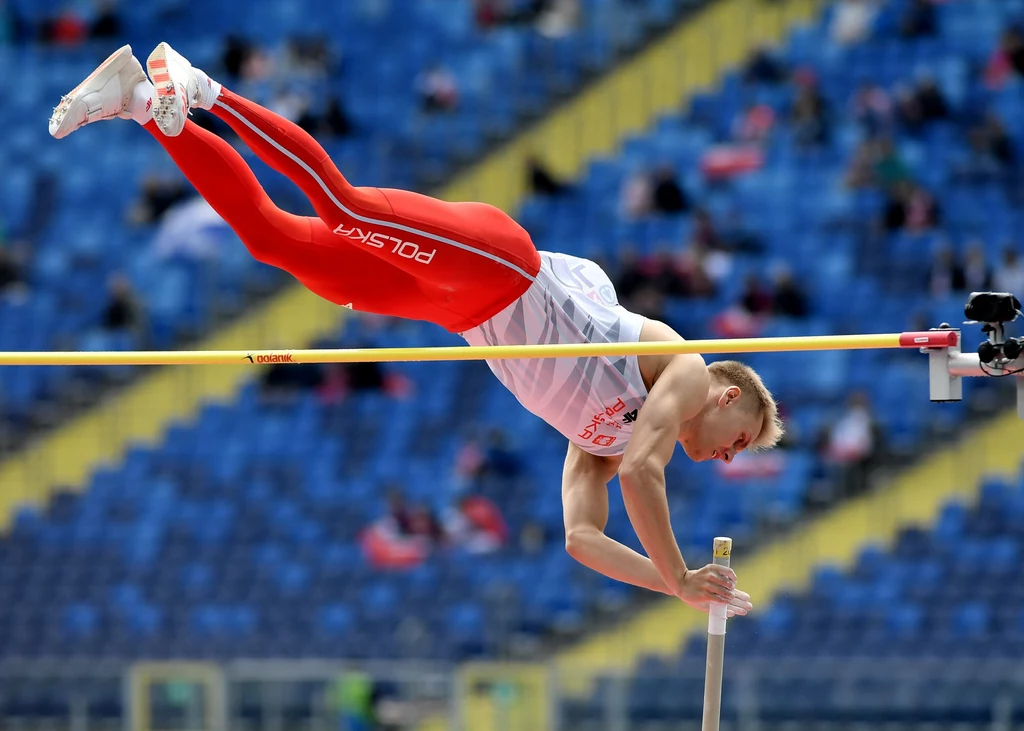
<box><xmin>212</xmin><ymin>99</ymin><xmax>536</xmax><ymax>281</ymax></box>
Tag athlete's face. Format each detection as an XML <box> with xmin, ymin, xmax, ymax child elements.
<box><xmin>678</xmin><ymin>385</ymin><xmax>762</xmax><ymax>463</ymax></box>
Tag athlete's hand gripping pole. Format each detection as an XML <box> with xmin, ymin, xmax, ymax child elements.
<box><xmin>701</xmin><ymin>536</ymin><xmax>732</xmax><ymax>731</ymax></box>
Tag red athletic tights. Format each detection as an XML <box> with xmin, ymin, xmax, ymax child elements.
<box><xmin>143</xmin><ymin>89</ymin><xmax>541</xmax><ymax>333</ymax></box>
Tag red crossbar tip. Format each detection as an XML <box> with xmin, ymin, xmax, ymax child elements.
<box><xmin>898</xmin><ymin>330</ymin><xmax>959</xmax><ymax>348</ymax></box>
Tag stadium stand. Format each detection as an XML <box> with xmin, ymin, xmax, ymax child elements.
<box><xmin>0</xmin><ymin>0</ymin><xmax>690</xmax><ymax>445</ymax></box>
<box><xmin>561</xmin><ymin>465</ymin><xmax>1024</xmax><ymax>729</ymax></box>
<box><xmin>1</xmin><ymin>0</ymin><xmax>1023</xmax><ymax>728</ymax></box>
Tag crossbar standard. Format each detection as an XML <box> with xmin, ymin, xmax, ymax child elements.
<box><xmin>0</xmin><ymin>331</ymin><xmax>957</xmax><ymax>367</ymax></box>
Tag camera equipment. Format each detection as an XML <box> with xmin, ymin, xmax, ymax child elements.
<box><xmin>963</xmin><ymin>291</ymin><xmax>1023</xmax><ymax>370</ymax></box>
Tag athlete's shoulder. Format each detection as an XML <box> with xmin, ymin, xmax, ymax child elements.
<box><xmin>636</xmin><ymin>318</ymin><xmax>692</xmax><ymax>386</ymax></box>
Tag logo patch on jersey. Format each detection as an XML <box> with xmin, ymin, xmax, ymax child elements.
<box><xmin>622</xmin><ymin>409</ymin><xmax>638</xmax><ymax>423</ymax></box>
<box><xmin>599</xmin><ymin>285</ymin><xmax>617</xmax><ymax>305</ymax></box>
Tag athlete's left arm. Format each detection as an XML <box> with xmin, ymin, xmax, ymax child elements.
<box><xmin>617</xmin><ymin>354</ymin><xmax>709</xmax><ymax>598</ymax></box>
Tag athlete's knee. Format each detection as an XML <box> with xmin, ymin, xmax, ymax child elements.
<box><xmin>238</xmin><ymin>233</ymin><xmax>280</xmax><ymax>265</ymax></box>
<box><xmin>237</xmin><ymin>208</ymin><xmax>311</xmax><ymax>266</ymax></box>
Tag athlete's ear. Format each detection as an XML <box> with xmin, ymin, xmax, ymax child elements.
<box><xmin>718</xmin><ymin>385</ymin><xmax>742</xmax><ymax>408</ymax></box>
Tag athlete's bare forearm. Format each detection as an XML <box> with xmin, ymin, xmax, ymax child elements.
<box><xmin>565</xmin><ymin>525</ymin><xmax>673</xmax><ymax>594</ymax></box>
<box><xmin>618</xmin><ymin>460</ymin><xmax>688</xmax><ymax>595</ymax></box>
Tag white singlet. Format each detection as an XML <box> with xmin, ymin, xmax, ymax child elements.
<box><xmin>461</xmin><ymin>251</ymin><xmax>649</xmax><ymax>457</ymax></box>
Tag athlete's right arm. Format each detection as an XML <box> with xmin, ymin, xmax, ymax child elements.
<box><xmin>562</xmin><ymin>443</ymin><xmax>674</xmax><ymax>595</ymax></box>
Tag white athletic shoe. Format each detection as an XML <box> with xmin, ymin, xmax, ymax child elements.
<box><xmin>146</xmin><ymin>42</ymin><xmax>204</xmax><ymax>138</ymax></box>
<box><xmin>48</xmin><ymin>44</ymin><xmax>146</xmax><ymax>139</ymax></box>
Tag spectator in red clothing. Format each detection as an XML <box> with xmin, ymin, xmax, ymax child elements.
<box><xmin>445</xmin><ymin>494</ymin><xmax>509</xmax><ymax>554</ymax></box>
<box><xmin>39</xmin><ymin>8</ymin><xmax>87</xmax><ymax>45</ymax></box>
<box><xmin>361</xmin><ymin>488</ymin><xmax>428</xmax><ymax>569</ymax></box>
<box><xmin>985</xmin><ymin>26</ymin><xmax>1024</xmax><ymax>89</ymax></box>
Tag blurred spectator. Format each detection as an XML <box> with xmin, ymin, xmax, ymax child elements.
<box><xmin>297</xmin><ymin>96</ymin><xmax>353</xmax><ymax>138</ymax></box>
<box><xmin>968</xmin><ymin>114</ymin><xmax>1016</xmax><ymax>172</ymax></box>
<box><xmin>845</xmin><ymin>139</ymin><xmax>878</xmax><ymax>189</ymax></box>
<box><xmin>325</xmin><ymin>672</ymin><xmax>379</xmax><ymax>731</ymax></box>
<box><xmin>527</xmin><ymin>156</ymin><xmax>570</xmax><ymax>197</ymax></box>
<box><xmin>739</xmin><ymin>274</ymin><xmax>773</xmax><ymax>317</ymax></box>
<box><xmin>444</xmin><ymin>494</ymin><xmax>509</xmax><ymax>554</ymax></box>
<box><xmin>650</xmin><ymin>166</ymin><xmax>689</xmax><ymax>215</ymax></box>
<box><xmin>536</xmin><ymin>0</ymin><xmax>580</xmax><ymax>38</ymax></box>
<box><xmin>475</xmin><ymin>0</ymin><xmax>503</xmax><ymax>29</ymax></box>
<box><xmin>260</xmin><ymin>361</ymin><xmax>324</xmax><ymax>401</ymax></box>
<box><xmin>817</xmin><ymin>391</ymin><xmax>880</xmax><ymax>496</ymax></box>
<box><xmin>790</xmin><ymin>73</ymin><xmax>830</xmax><ymax>148</ymax></box>
<box><xmin>893</xmin><ymin>83</ymin><xmax>926</xmax><ymax>136</ymax></box>
<box><xmin>830</xmin><ymin>0</ymin><xmax>880</xmax><ymax>46</ymax></box>
<box><xmin>882</xmin><ymin>181</ymin><xmax>940</xmax><ymax>232</ymax></box>
<box><xmin>925</xmin><ymin>243</ymin><xmax>965</xmax><ymax>297</ymax></box>
<box><xmin>772</xmin><ymin>266</ymin><xmax>810</xmax><ymax>318</ymax></box>
<box><xmin>850</xmin><ymin>82</ymin><xmax>893</xmax><ymax>137</ymax></box>
<box><xmin>872</xmin><ymin>137</ymin><xmax>911</xmax><ymax>190</ymax></box>
<box><xmin>613</xmin><ymin>248</ymin><xmax>691</xmax><ymax>305</ymax></box>
<box><xmin>718</xmin><ymin>207</ymin><xmax>765</xmax><ymax>254</ymax></box>
<box><xmin>222</xmin><ymin>35</ymin><xmax>258</xmax><ymax>79</ymax></box>
<box><xmin>102</xmin><ymin>274</ymin><xmax>143</xmax><ymax>337</ymax></box>
<box><xmin>985</xmin><ymin>26</ymin><xmax>1024</xmax><ymax>89</ymax></box>
<box><xmin>899</xmin><ymin>0</ymin><xmax>936</xmax><ymax>39</ymax></box>
<box><xmin>962</xmin><ymin>242</ymin><xmax>993</xmax><ymax>293</ymax></box>
<box><xmin>39</xmin><ymin>7</ymin><xmax>87</xmax><ymax>45</ymax></box>
<box><xmin>151</xmin><ymin>198</ymin><xmax>231</xmax><ymax>261</ymax></box>
<box><xmin>0</xmin><ymin>243</ymin><xmax>28</xmax><ymax>301</ymax></box>
<box><xmin>742</xmin><ymin>46</ymin><xmax>788</xmax><ymax>85</ymax></box>
<box><xmin>611</xmin><ymin>247</ymin><xmax>645</xmax><ymax>302</ymax></box>
<box><xmin>455</xmin><ymin>429</ymin><xmax>524</xmax><ymax>492</ymax></box>
<box><xmin>620</xmin><ymin>170</ymin><xmax>653</xmax><ymax>219</ymax></box>
<box><xmin>913</xmin><ymin>75</ymin><xmax>949</xmax><ymax>123</ymax></box>
<box><xmin>90</xmin><ymin>0</ymin><xmax>121</xmax><ymax>39</ymax></box>
<box><xmin>321</xmin><ymin>359</ymin><xmax>387</xmax><ymax>399</ymax></box>
<box><xmin>519</xmin><ymin>521</ymin><xmax>546</xmax><ymax>556</ymax></box>
<box><xmin>821</xmin><ymin>391</ymin><xmax>878</xmax><ymax>465</ymax></box>
<box><xmin>677</xmin><ymin>243</ymin><xmax>722</xmax><ymax>298</ymax></box>
<box><xmin>712</xmin><ymin>303</ymin><xmax>763</xmax><ymax>339</ymax></box>
<box><xmin>129</xmin><ymin>175</ymin><xmax>190</xmax><ymax>227</ymax></box>
<box><xmin>627</xmin><ymin>286</ymin><xmax>667</xmax><ymax>321</ymax></box>
<box><xmin>691</xmin><ymin>208</ymin><xmax>724</xmax><ymax>251</ymax></box>
<box><xmin>407</xmin><ymin>504</ymin><xmax>446</xmax><ymax>547</ymax></box>
<box><xmin>314</xmin><ymin>334</ymin><xmax>410</xmax><ymax>403</ymax></box>
<box><xmin>732</xmin><ymin>103</ymin><xmax>776</xmax><ymax>144</ymax></box>
<box><xmin>994</xmin><ymin>246</ymin><xmax>1024</xmax><ymax>297</ymax></box>
<box><xmin>283</xmin><ymin>35</ymin><xmax>334</xmax><ymax>78</ymax></box>
<box><xmin>361</xmin><ymin>489</ymin><xmax>431</xmax><ymax>569</ymax></box>
<box><xmin>847</xmin><ymin>136</ymin><xmax>912</xmax><ymax>191</ymax></box>
<box><xmin>475</xmin><ymin>0</ymin><xmax>548</xmax><ymax>29</ymax></box>
<box><xmin>417</xmin><ymin>64</ymin><xmax>460</xmax><ymax>113</ymax></box>
<box><xmin>381</xmin><ymin>488</ymin><xmax>415</xmax><ymax>537</ymax></box>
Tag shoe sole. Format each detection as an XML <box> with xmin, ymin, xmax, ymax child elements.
<box><xmin>147</xmin><ymin>43</ymin><xmax>187</xmax><ymax>137</ymax></box>
<box><xmin>50</xmin><ymin>44</ymin><xmax>134</xmax><ymax>139</ymax></box>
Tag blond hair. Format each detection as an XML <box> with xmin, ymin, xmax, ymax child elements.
<box><xmin>707</xmin><ymin>360</ymin><xmax>784</xmax><ymax>451</ymax></box>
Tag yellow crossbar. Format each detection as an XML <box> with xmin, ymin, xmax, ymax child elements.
<box><xmin>0</xmin><ymin>333</ymin><xmax>913</xmax><ymax>367</ymax></box>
